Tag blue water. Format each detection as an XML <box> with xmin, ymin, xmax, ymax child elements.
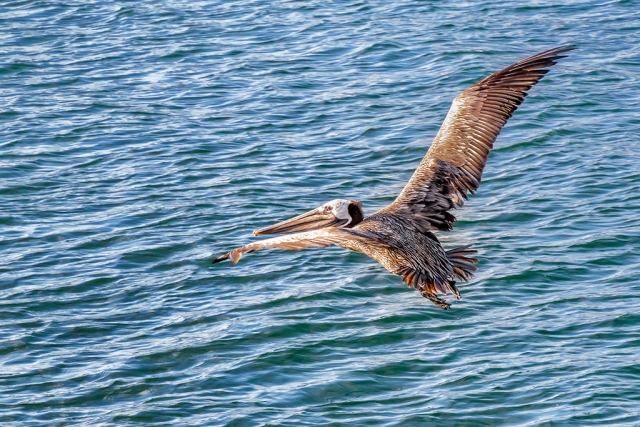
<box><xmin>2</xmin><ymin>1</ymin><xmax>640</xmax><ymax>425</ymax></box>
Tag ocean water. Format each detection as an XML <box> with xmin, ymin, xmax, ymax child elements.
<box><xmin>2</xmin><ymin>1</ymin><xmax>639</xmax><ymax>425</ymax></box>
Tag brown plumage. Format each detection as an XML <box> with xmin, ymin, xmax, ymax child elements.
<box><xmin>213</xmin><ymin>46</ymin><xmax>573</xmax><ymax>309</ymax></box>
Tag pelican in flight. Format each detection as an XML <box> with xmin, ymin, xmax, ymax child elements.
<box><xmin>213</xmin><ymin>46</ymin><xmax>572</xmax><ymax>309</ymax></box>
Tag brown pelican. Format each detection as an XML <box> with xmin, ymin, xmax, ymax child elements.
<box><xmin>213</xmin><ymin>46</ymin><xmax>573</xmax><ymax>309</ymax></box>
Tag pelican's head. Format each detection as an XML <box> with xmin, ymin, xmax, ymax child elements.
<box><xmin>254</xmin><ymin>199</ymin><xmax>364</xmax><ymax>236</ymax></box>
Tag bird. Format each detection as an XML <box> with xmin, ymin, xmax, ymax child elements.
<box><xmin>213</xmin><ymin>46</ymin><xmax>573</xmax><ymax>309</ymax></box>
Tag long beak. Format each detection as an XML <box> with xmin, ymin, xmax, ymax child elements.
<box><xmin>254</xmin><ymin>208</ymin><xmax>347</xmax><ymax>236</ymax></box>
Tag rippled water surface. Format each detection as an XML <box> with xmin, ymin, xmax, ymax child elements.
<box><xmin>2</xmin><ymin>1</ymin><xmax>640</xmax><ymax>425</ymax></box>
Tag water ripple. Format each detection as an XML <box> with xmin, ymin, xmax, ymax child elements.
<box><xmin>1</xmin><ymin>0</ymin><xmax>640</xmax><ymax>425</ymax></box>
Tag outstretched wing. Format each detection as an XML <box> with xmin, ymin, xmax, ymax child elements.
<box><xmin>381</xmin><ymin>46</ymin><xmax>573</xmax><ymax>232</ymax></box>
<box><xmin>213</xmin><ymin>228</ymin><xmax>373</xmax><ymax>265</ymax></box>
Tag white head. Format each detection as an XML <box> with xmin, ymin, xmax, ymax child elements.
<box><xmin>254</xmin><ymin>198</ymin><xmax>364</xmax><ymax>236</ymax></box>
<box><xmin>317</xmin><ymin>199</ymin><xmax>363</xmax><ymax>227</ymax></box>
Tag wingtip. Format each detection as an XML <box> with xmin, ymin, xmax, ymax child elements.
<box><xmin>513</xmin><ymin>45</ymin><xmax>576</xmax><ymax>67</ymax></box>
<box><xmin>212</xmin><ymin>253</ymin><xmax>229</xmax><ymax>264</ymax></box>
<box><xmin>539</xmin><ymin>45</ymin><xmax>577</xmax><ymax>61</ymax></box>
<box><xmin>212</xmin><ymin>251</ymin><xmax>242</xmax><ymax>265</ymax></box>
<box><xmin>550</xmin><ymin>44</ymin><xmax>577</xmax><ymax>59</ymax></box>
<box><xmin>552</xmin><ymin>44</ymin><xmax>577</xmax><ymax>53</ymax></box>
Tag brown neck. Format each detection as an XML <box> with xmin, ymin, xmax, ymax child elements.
<box><xmin>347</xmin><ymin>203</ymin><xmax>364</xmax><ymax>227</ymax></box>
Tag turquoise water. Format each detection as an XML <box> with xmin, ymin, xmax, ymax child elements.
<box><xmin>2</xmin><ymin>1</ymin><xmax>640</xmax><ymax>425</ymax></box>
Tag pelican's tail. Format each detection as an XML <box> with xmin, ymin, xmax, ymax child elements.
<box><xmin>446</xmin><ymin>245</ymin><xmax>478</xmax><ymax>282</ymax></box>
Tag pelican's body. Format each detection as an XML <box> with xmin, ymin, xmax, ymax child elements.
<box><xmin>339</xmin><ymin>213</ymin><xmax>475</xmax><ymax>308</ymax></box>
<box><xmin>213</xmin><ymin>47</ymin><xmax>572</xmax><ymax>309</ymax></box>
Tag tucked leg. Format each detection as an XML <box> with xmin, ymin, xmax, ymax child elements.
<box><xmin>420</xmin><ymin>290</ymin><xmax>451</xmax><ymax>310</ymax></box>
